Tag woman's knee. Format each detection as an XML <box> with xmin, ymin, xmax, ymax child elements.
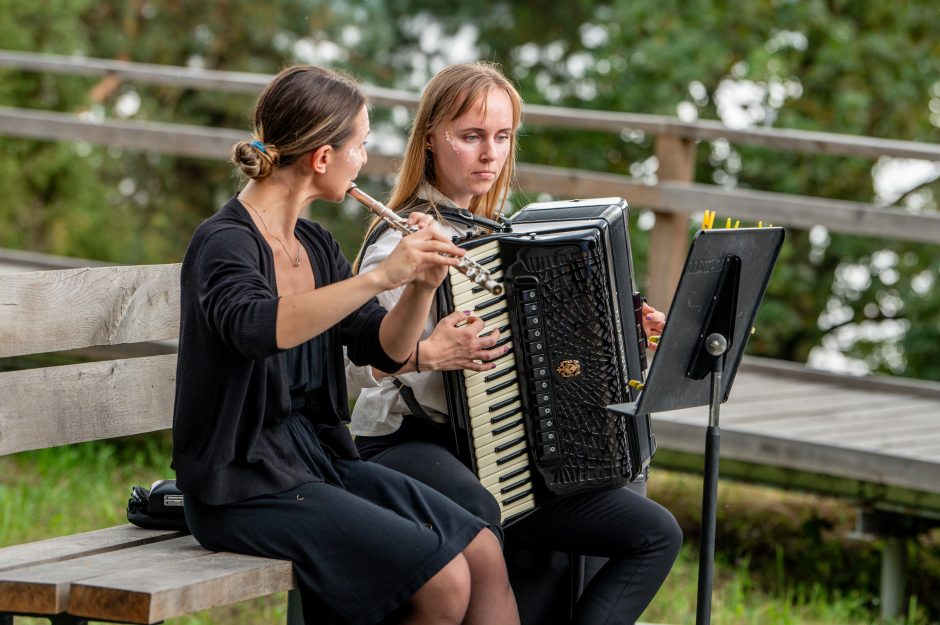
<box><xmin>463</xmin><ymin>529</ymin><xmax>511</xmax><ymax>579</ymax></box>
<box><xmin>413</xmin><ymin>553</ymin><xmax>472</xmax><ymax>622</ymax></box>
<box><xmin>660</xmin><ymin>510</ymin><xmax>683</xmax><ymax>561</ymax></box>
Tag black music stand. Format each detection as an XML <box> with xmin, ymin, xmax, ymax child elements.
<box><xmin>608</xmin><ymin>226</ymin><xmax>784</xmax><ymax>625</ymax></box>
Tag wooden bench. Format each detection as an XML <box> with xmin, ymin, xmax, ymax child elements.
<box><xmin>0</xmin><ymin>263</ymin><xmax>303</xmax><ymax>624</ymax></box>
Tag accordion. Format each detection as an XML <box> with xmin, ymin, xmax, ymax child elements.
<box><xmin>440</xmin><ymin>197</ymin><xmax>656</xmax><ymax>525</ymax></box>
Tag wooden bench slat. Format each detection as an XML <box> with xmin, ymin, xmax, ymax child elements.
<box><xmin>0</xmin><ymin>264</ymin><xmax>181</xmax><ymax>358</ymax></box>
<box><xmin>0</xmin><ymin>536</ymin><xmax>202</xmax><ymax>615</ymax></box>
<box><xmin>0</xmin><ymin>354</ymin><xmax>177</xmax><ymax>454</ymax></box>
<box><xmin>0</xmin><ymin>525</ymin><xmax>182</xmax><ymax>574</ymax></box>
<box><xmin>69</xmin><ymin>551</ymin><xmax>295</xmax><ymax>624</ymax></box>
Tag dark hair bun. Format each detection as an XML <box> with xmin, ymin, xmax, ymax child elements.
<box><xmin>231</xmin><ymin>140</ymin><xmax>279</xmax><ymax>180</ymax></box>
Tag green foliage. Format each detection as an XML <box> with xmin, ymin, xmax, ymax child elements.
<box><xmin>649</xmin><ymin>471</ymin><xmax>940</xmax><ymax>624</ymax></box>
<box><xmin>0</xmin><ymin>0</ymin><xmax>938</xmax><ymax>379</ymax></box>
<box><xmin>0</xmin><ymin>433</ymin><xmax>172</xmax><ymax>544</ymax></box>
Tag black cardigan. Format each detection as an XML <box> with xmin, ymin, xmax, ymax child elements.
<box><xmin>172</xmin><ymin>197</ymin><xmax>402</xmax><ymax>505</ymax></box>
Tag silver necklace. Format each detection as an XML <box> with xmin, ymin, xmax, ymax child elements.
<box><xmin>240</xmin><ymin>196</ymin><xmax>302</xmax><ymax>268</ymax></box>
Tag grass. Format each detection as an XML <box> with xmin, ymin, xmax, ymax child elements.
<box><xmin>2</xmin><ymin>436</ymin><xmax>939</xmax><ymax>625</ymax></box>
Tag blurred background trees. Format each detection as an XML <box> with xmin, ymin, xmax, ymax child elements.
<box><xmin>0</xmin><ymin>0</ymin><xmax>938</xmax><ymax>380</ymax></box>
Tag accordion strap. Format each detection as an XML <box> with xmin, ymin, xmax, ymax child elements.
<box><xmin>392</xmin><ymin>377</ymin><xmax>440</xmax><ymax>427</ymax></box>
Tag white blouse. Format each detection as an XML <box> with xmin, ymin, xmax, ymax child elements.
<box><xmin>346</xmin><ymin>187</ymin><xmax>479</xmax><ymax>437</ymax></box>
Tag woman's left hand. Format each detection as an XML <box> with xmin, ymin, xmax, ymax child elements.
<box><xmin>642</xmin><ymin>302</ymin><xmax>665</xmax><ymax>351</ymax></box>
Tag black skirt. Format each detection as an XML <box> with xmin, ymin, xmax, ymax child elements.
<box><xmin>184</xmin><ymin>413</ymin><xmax>486</xmax><ymax>625</ymax></box>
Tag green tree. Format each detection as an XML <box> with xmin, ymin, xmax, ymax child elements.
<box><xmin>0</xmin><ymin>0</ymin><xmax>938</xmax><ymax>381</ymax></box>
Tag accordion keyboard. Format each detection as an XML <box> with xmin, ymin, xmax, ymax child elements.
<box><xmin>449</xmin><ymin>241</ymin><xmax>536</xmax><ymax>523</ymax></box>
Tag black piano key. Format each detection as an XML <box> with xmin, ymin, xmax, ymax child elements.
<box><xmin>484</xmin><ymin>365</ymin><xmax>514</xmax><ymax>383</ymax></box>
<box><xmin>480</xmin><ymin>309</ymin><xmax>504</xmax><ymax>322</ymax></box>
<box><xmin>475</xmin><ymin>253</ymin><xmax>500</xmax><ymax>266</ymax></box>
<box><xmin>493</xmin><ymin>418</ymin><xmax>525</xmax><ymax>436</ymax></box>
<box><xmin>495</xmin><ymin>435</ymin><xmax>527</xmax><ymax>453</ymax></box>
<box><xmin>489</xmin><ymin>397</ymin><xmax>517</xmax><ymax>412</ymax></box>
<box><xmin>499</xmin><ymin>476</ymin><xmax>532</xmax><ymax>495</ymax></box>
<box><xmin>498</xmin><ymin>465</ymin><xmax>530</xmax><ymax>483</ymax></box>
<box><xmin>502</xmin><ymin>488</ymin><xmax>535</xmax><ymax>505</ymax></box>
<box><xmin>474</xmin><ymin>296</ymin><xmax>505</xmax><ymax>311</ymax></box>
<box><xmin>496</xmin><ymin>448</ymin><xmax>527</xmax><ymax>465</ymax></box>
<box><xmin>490</xmin><ymin>406</ymin><xmax>522</xmax><ymax>424</ymax></box>
<box><xmin>486</xmin><ymin>379</ymin><xmax>515</xmax><ymax>395</ymax></box>
<box><xmin>481</xmin><ymin>324</ymin><xmax>512</xmax><ymax>340</ymax></box>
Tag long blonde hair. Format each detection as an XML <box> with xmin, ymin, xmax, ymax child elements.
<box><xmin>354</xmin><ymin>62</ymin><xmax>522</xmax><ymax>272</ymax></box>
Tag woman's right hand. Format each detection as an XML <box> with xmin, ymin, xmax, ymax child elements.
<box><xmin>373</xmin><ymin>214</ymin><xmax>465</xmax><ymax>291</ymax></box>
<box><xmin>419</xmin><ymin>310</ymin><xmax>509</xmax><ymax>372</ymax></box>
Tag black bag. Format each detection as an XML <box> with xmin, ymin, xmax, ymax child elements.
<box><xmin>127</xmin><ymin>479</ymin><xmax>190</xmax><ymax>532</ymax></box>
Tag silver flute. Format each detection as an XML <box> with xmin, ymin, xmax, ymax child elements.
<box><xmin>347</xmin><ymin>184</ymin><xmax>503</xmax><ymax>296</ymax></box>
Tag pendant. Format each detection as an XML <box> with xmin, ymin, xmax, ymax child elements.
<box><xmin>292</xmin><ymin>257</ymin><xmax>301</xmax><ymax>268</ymax></box>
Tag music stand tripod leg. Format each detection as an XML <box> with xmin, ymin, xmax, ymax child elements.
<box><xmin>695</xmin><ymin>333</ymin><xmax>727</xmax><ymax>625</ymax></box>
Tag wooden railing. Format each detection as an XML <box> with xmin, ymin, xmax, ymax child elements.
<box><xmin>2</xmin><ymin>50</ymin><xmax>939</xmax><ymax>308</ymax></box>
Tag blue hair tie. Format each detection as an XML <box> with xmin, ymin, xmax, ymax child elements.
<box><xmin>249</xmin><ymin>140</ymin><xmax>268</xmax><ymax>154</ymax></box>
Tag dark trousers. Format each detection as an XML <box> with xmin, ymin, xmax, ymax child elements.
<box><xmin>357</xmin><ymin>419</ymin><xmax>682</xmax><ymax>625</ymax></box>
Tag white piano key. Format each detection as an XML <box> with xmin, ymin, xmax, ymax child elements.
<box><xmin>500</xmin><ymin>494</ymin><xmax>536</xmax><ymax>522</ymax></box>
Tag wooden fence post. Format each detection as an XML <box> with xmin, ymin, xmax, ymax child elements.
<box><xmin>648</xmin><ymin>134</ymin><xmax>696</xmax><ymax>312</ymax></box>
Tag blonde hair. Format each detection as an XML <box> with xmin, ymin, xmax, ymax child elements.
<box><xmin>354</xmin><ymin>62</ymin><xmax>522</xmax><ymax>272</ymax></box>
<box><xmin>231</xmin><ymin>65</ymin><xmax>366</xmax><ymax>180</ymax></box>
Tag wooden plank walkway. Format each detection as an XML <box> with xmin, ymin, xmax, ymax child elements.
<box><xmin>650</xmin><ymin>356</ymin><xmax>940</xmax><ymax>519</ymax></box>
